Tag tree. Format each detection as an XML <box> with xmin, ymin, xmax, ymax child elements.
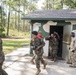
<box><xmin>0</xmin><ymin>2</ymin><xmax>5</xmax><ymax>37</ymax></box>
<box><xmin>0</xmin><ymin>6</ymin><xmax>3</xmax><ymax>36</ymax></box>
<box><xmin>64</xmin><ymin>0</ymin><xmax>76</xmax><ymax>9</ymax></box>
<box><xmin>5</xmin><ymin>0</ymin><xmax>15</xmax><ymax>36</ymax></box>
<box><xmin>0</xmin><ymin>0</ymin><xmax>39</xmax><ymax>37</ymax></box>
<box><xmin>41</xmin><ymin>0</ymin><xmax>63</xmax><ymax>10</ymax></box>
<box><xmin>21</xmin><ymin>0</ymin><xmax>38</xmax><ymax>31</ymax></box>
<box><xmin>54</xmin><ymin>0</ymin><xmax>64</xmax><ymax>9</ymax></box>
<box><xmin>41</xmin><ymin>0</ymin><xmax>52</xmax><ymax>10</ymax></box>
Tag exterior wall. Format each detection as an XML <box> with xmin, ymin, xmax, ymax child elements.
<box><xmin>62</xmin><ymin>20</ymin><xmax>76</xmax><ymax>61</ymax></box>
<box><xmin>62</xmin><ymin>25</ymin><xmax>72</xmax><ymax>61</ymax></box>
<box><xmin>42</xmin><ymin>21</ymin><xmax>57</xmax><ymax>56</ymax></box>
<box><xmin>31</xmin><ymin>20</ymin><xmax>76</xmax><ymax>60</ymax></box>
<box><xmin>32</xmin><ymin>21</ymin><xmax>57</xmax><ymax>57</ymax></box>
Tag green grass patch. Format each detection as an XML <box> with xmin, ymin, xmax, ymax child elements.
<box><xmin>3</xmin><ymin>39</ymin><xmax>30</xmax><ymax>54</ymax></box>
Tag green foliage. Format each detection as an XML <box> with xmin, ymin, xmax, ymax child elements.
<box><xmin>41</xmin><ymin>0</ymin><xmax>52</xmax><ymax>10</ymax></box>
<box><xmin>64</xmin><ymin>0</ymin><xmax>76</xmax><ymax>9</ymax></box>
<box><xmin>42</xmin><ymin>0</ymin><xmax>76</xmax><ymax>9</ymax></box>
<box><xmin>1</xmin><ymin>0</ymin><xmax>38</xmax><ymax>37</ymax></box>
<box><xmin>0</xmin><ymin>6</ymin><xmax>5</xmax><ymax>37</ymax></box>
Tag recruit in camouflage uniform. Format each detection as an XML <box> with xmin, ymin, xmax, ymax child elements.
<box><xmin>0</xmin><ymin>38</ymin><xmax>8</xmax><ymax>75</ymax></box>
<box><xmin>68</xmin><ymin>32</ymin><xmax>76</xmax><ymax>68</ymax></box>
<box><xmin>30</xmin><ymin>31</ymin><xmax>47</xmax><ymax>75</ymax></box>
<box><xmin>67</xmin><ymin>32</ymin><xmax>74</xmax><ymax>64</ymax></box>
<box><xmin>45</xmin><ymin>34</ymin><xmax>58</xmax><ymax>61</ymax></box>
<box><xmin>30</xmin><ymin>31</ymin><xmax>43</xmax><ymax>64</ymax></box>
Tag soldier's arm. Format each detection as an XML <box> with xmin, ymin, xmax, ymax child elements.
<box><xmin>73</xmin><ymin>40</ymin><xmax>76</xmax><ymax>51</ymax></box>
<box><xmin>45</xmin><ymin>36</ymin><xmax>50</xmax><ymax>40</ymax></box>
<box><xmin>70</xmin><ymin>40</ymin><xmax>76</xmax><ymax>52</ymax></box>
<box><xmin>30</xmin><ymin>39</ymin><xmax>34</xmax><ymax>46</ymax></box>
<box><xmin>37</xmin><ymin>39</ymin><xmax>45</xmax><ymax>50</ymax></box>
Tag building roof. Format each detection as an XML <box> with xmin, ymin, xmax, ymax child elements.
<box><xmin>22</xmin><ymin>9</ymin><xmax>76</xmax><ymax>20</ymax></box>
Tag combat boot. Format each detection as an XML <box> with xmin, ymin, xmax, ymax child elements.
<box><xmin>43</xmin><ymin>63</ymin><xmax>47</xmax><ymax>69</ymax></box>
<box><xmin>67</xmin><ymin>62</ymin><xmax>72</xmax><ymax>64</ymax></box>
<box><xmin>67</xmin><ymin>60</ymin><xmax>72</xmax><ymax>64</ymax></box>
<box><xmin>35</xmin><ymin>69</ymin><xmax>41</xmax><ymax>75</ymax></box>
<box><xmin>54</xmin><ymin>58</ymin><xmax>57</xmax><ymax>62</ymax></box>
<box><xmin>69</xmin><ymin>65</ymin><xmax>76</xmax><ymax>68</ymax></box>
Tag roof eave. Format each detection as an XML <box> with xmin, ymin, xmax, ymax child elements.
<box><xmin>22</xmin><ymin>18</ymin><xmax>76</xmax><ymax>20</ymax></box>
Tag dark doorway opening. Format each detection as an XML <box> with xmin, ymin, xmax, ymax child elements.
<box><xmin>49</xmin><ymin>26</ymin><xmax>63</xmax><ymax>58</ymax></box>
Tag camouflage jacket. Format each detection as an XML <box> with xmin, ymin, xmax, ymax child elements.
<box><xmin>30</xmin><ymin>38</ymin><xmax>45</xmax><ymax>55</ymax></box>
<box><xmin>45</xmin><ymin>36</ymin><xmax>58</xmax><ymax>49</ymax></box>
<box><xmin>70</xmin><ymin>38</ymin><xmax>76</xmax><ymax>52</ymax></box>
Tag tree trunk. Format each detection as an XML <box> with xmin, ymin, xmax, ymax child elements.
<box><xmin>18</xmin><ymin>12</ymin><xmax>20</xmax><ymax>31</ymax></box>
<box><xmin>23</xmin><ymin>5</ymin><xmax>25</xmax><ymax>32</ymax></box>
<box><xmin>61</xmin><ymin>0</ymin><xmax>64</xmax><ymax>9</ymax></box>
<box><xmin>0</xmin><ymin>6</ymin><xmax>2</xmax><ymax>35</ymax></box>
<box><xmin>18</xmin><ymin>0</ymin><xmax>20</xmax><ymax>32</ymax></box>
<box><xmin>7</xmin><ymin>7</ymin><xmax>10</xmax><ymax>37</ymax></box>
<box><xmin>46</xmin><ymin>0</ymin><xmax>49</xmax><ymax>10</ymax></box>
<box><xmin>0</xmin><ymin>2</ymin><xmax>3</xmax><ymax>36</ymax></box>
<box><xmin>15</xmin><ymin>11</ymin><xmax>17</xmax><ymax>29</ymax></box>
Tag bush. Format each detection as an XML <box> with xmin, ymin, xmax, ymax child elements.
<box><xmin>1</xmin><ymin>33</ymin><xmax>6</xmax><ymax>38</ymax></box>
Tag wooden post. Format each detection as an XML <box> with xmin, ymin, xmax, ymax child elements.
<box><xmin>30</xmin><ymin>21</ymin><xmax>33</xmax><ymax>54</ymax></box>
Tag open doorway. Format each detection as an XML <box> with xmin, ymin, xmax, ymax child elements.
<box><xmin>49</xmin><ymin>26</ymin><xmax>63</xmax><ymax>58</ymax></box>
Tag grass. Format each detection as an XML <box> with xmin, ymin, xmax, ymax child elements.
<box><xmin>2</xmin><ymin>39</ymin><xmax>30</xmax><ymax>54</ymax></box>
<box><xmin>4</xmin><ymin>28</ymin><xmax>30</xmax><ymax>37</ymax></box>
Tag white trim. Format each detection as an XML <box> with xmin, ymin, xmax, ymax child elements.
<box><xmin>65</xmin><ymin>20</ymin><xmax>76</xmax><ymax>25</ymax></box>
<box><xmin>43</xmin><ymin>21</ymin><xmax>57</xmax><ymax>33</ymax></box>
<box><xmin>33</xmin><ymin>22</ymin><xmax>41</xmax><ymax>31</ymax></box>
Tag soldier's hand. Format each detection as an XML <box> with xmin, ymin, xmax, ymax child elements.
<box><xmin>36</xmin><ymin>46</ymin><xmax>41</xmax><ymax>50</ymax></box>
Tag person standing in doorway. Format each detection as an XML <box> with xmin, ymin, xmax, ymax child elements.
<box><xmin>53</xmin><ymin>32</ymin><xmax>59</xmax><ymax>59</ymax></box>
<box><xmin>53</xmin><ymin>32</ymin><xmax>59</xmax><ymax>61</ymax></box>
<box><xmin>45</xmin><ymin>34</ymin><xmax>58</xmax><ymax>61</ymax></box>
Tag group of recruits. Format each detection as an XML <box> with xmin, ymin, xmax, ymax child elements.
<box><xmin>30</xmin><ymin>31</ymin><xmax>59</xmax><ymax>75</ymax></box>
<box><xmin>1</xmin><ymin>31</ymin><xmax>76</xmax><ymax>75</ymax></box>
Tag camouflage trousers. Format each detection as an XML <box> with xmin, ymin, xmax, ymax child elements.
<box><xmin>35</xmin><ymin>54</ymin><xmax>46</xmax><ymax>70</ymax></box>
<box><xmin>51</xmin><ymin>50</ymin><xmax>57</xmax><ymax>59</ymax></box>
<box><xmin>67</xmin><ymin>50</ymin><xmax>73</xmax><ymax>64</ymax></box>
<box><xmin>71</xmin><ymin>51</ymin><xmax>76</xmax><ymax>67</ymax></box>
<box><xmin>0</xmin><ymin>62</ymin><xmax>8</xmax><ymax>75</ymax></box>
<box><xmin>31</xmin><ymin>51</ymin><xmax>35</xmax><ymax>61</ymax></box>
<box><xmin>50</xmin><ymin>47</ymin><xmax>57</xmax><ymax>59</ymax></box>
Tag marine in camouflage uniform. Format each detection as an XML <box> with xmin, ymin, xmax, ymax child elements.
<box><xmin>68</xmin><ymin>32</ymin><xmax>76</xmax><ymax>68</ymax></box>
<box><xmin>67</xmin><ymin>32</ymin><xmax>74</xmax><ymax>64</ymax></box>
<box><xmin>0</xmin><ymin>38</ymin><xmax>8</xmax><ymax>75</ymax></box>
<box><xmin>45</xmin><ymin>34</ymin><xmax>58</xmax><ymax>61</ymax></box>
<box><xmin>31</xmin><ymin>31</ymin><xmax>47</xmax><ymax>75</ymax></box>
<box><xmin>30</xmin><ymin>31</ymin><xmax>43</xmax><ymax>64</ymax></box>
